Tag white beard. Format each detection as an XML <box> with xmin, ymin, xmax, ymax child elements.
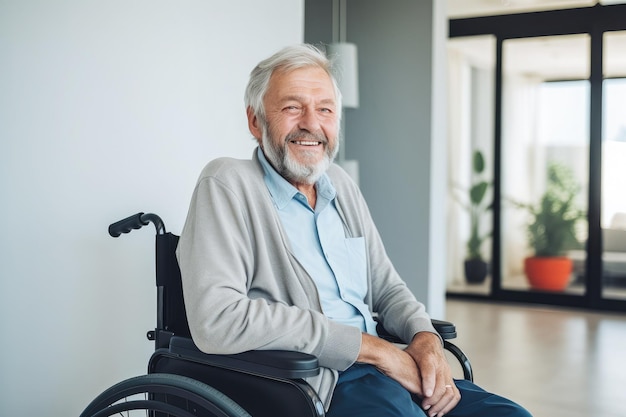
<box><xmin>261</xmin><ymin>124</ymin><xmax>338</xmax><ymax>185</ymax></box>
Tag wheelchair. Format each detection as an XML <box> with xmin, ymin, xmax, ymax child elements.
<box><xmin>81</xmin><ymin>212</ymin><xmax>473</xmax><ymax>417</ymax></box>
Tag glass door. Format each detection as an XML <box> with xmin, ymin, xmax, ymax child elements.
<box><xmin>601</xmin><ymin>31</ymin><xmax>626</xmax><ymax>300</ymax></box>
<box><xmin>446</xmin><ymin>35</ymin><xmax>496</xmax><ymax>296</ymax></box>
<box><xmin>448</xmin><ymin>3</ymin><xmax>626</xmax><ymax>311</ymax></box>
<box><xmin>500</xmin><ymin>34</ymin><xmax>590</xmax><ymax>295</ymax></box>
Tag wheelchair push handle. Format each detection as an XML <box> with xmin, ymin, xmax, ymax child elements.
<box><xmin>109</xmin><ymin>212</ymin><xmax>166</xmax><ymax>237</ymax></box>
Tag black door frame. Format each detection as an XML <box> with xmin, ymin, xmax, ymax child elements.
<box><xmin>448</xmin><ymin>3</ymin><xmax>626</xmax><ymax>312</ymax></box>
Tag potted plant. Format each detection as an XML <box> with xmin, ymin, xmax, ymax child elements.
<box><xmin>457</xmin><ymin>150</ymin><xmax>492</xmax><ymax>284</ymax></box>
<box><xmin>514</xmin><ymin>161</ymin><xmax>585</xmax><ymax>291</ymax></box>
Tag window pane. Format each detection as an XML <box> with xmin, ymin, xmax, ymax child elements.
<box><xmin>446</xmin><ymin>35</ymin><xmax>495</xmax><ymax>295</ymax></box>
<box><xmin>602</xmin><ymin>31</ymin><xmax>626</xmax><ymax>299</ymax></box>
<box><xmin>501</xmin><ymin>35</ymin><xmax>589</xmax><ymax>293</ymax></box>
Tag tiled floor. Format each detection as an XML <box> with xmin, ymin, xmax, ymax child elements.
<box><xmin>445</xmin><ymin>300</ymin><xmax>626</xmax><ymax>417</ymax></box>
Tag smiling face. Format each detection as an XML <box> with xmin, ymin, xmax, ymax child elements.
<box><xmin>247</xmin><ymin>66</ymin><xmax>339</xmax><ymax>186</ymax></box>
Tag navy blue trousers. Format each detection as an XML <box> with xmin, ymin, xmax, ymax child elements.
<box><xmin>326</xmin><ymin>364</ymin><xmax>532</xmax><ymax>417</ymax></box>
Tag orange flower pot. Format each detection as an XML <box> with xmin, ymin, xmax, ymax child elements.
<box><xmin>524</xmin><ymin>256</ymin><xmax>573</xmax><ymax>291</ymax></box>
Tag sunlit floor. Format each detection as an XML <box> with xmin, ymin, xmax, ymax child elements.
<box><xmin>445</xmin><ymin>299</ymin><xmax>626</xmax><ymax>417</ymax></box>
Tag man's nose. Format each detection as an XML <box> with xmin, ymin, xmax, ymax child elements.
<box><xmin>297</xmin><ymin>108</ymin><xmax>321</xmax><ymax>132</ymax></box>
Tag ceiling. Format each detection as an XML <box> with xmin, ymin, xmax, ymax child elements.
<box><xmin>447</xmin><ymin>0</ymin><xmax>625</xmax><ymax>18</ymax></box>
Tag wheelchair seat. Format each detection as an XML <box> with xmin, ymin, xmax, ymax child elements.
<box><xmin>81</xmin><ymin>212</ymin><xmax>473</xmax><ymax>417</ymax></box>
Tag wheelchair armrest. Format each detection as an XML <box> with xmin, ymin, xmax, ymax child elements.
<box><xmin>376</xmin><ymin>319</ymin><xmax>458</xmax><ymax>343</ymax></box>
<box><xmin>168</xmin><ymin>336</ymin><xmax>320</xmax><ymax>379</ymax></box>
<box><xmin>431</xmin><ymin>319</ymin><xmax>457</xmax><ymax>340</ymax></box>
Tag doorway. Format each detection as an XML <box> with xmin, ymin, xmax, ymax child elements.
<box><xmin>446</xmin><ymin>4</ymin><xmax>626</xmax><ymax>311</ymax></box>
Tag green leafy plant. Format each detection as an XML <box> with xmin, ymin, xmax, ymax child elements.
<box><xmin>513</xmin><ymin>161</ymin><xmax>585</xmax><ymax>257</ymax></box>
<box><xmin>458</xmin><ymin>150</ymin><xmax>492</xmax><ymax>261</ymax></box>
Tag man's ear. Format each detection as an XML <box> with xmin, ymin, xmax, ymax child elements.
<box><xmin>246</xmin><ymin>107</ymin><xmax>263</xmax><ymax>142</ymax></box>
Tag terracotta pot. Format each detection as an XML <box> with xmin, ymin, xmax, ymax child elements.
<box><xmin>524</xmin><ymin>256</ymin><xmax>573</xmax><ymax>291</ymax></box>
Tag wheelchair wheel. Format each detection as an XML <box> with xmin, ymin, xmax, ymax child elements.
<box><xmin>81</xmin><ymin>373</ymin><xmax>251</xmax><ymax>417</ymax></box>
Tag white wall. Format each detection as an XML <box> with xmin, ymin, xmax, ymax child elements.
<box><xmin>0</xmin><ymin>1</ymin><xmax>303</xmax><ymax>415</ymax></box>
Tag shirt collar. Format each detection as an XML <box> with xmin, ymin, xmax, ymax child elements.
<box><xmin>257</xmin><ymin>147</ymin><xmax>336</xmax><ymax>210</ymax></box>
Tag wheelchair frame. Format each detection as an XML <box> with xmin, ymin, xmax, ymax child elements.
<box><xmin>81</xmin><ymin>212</ymin><xmax>473</xmax><ymax>417</ymax></box>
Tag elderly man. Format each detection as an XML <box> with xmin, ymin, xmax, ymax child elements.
<box><xmin>177</xmin><ymin>44</ymin><xmax>531</xmax><ymax>417</ymax></box>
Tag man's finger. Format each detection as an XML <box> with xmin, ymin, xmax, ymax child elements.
<box><xmin>419</xmin><ymin>358</ymin><xmax>438</xmax><ymax>397</ymax></box>
<box><xmin>423</xmin><ymin>383</ymin><xmax>461</xmax><ymax>417</ymax></box>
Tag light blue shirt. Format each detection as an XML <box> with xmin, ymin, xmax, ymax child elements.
<box><xmin>258</xmin><ymin>149</ymin><xmax>377</xmax><ymax>335</ymax></box>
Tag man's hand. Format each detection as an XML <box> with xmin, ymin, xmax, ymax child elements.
<box><xmin>357</xmin><ymin>332</ymin><xmax>422</xmax><ymax>393</ymax></box>
<box><xmin>404</xmin><ymin>332</ymin><xmax>461</xmax><ymax>416</ymax></box>
<box><xmin>357</xmin><ymin>331</ymin><xmax>460</xmax><ymax>416</ymax></box>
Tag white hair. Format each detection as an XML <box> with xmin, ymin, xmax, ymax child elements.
<box><xmin>244</xmin><ymin>44</ymin><xmax>343</xmax><ymax>126</ymax></box>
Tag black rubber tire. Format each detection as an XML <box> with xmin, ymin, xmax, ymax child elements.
<box><xmin>80</xmin><ymin>373</ymin><xmax>252</xmax><ymax>417</ymax></box>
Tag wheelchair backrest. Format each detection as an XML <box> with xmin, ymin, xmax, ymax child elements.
<box><xmin>155</xmin><ymin>232</ymin><xmax>192</xmax><ymax>348</ymax></box>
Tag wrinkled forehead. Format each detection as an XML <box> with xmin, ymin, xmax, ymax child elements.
<box><xmin>267</xmin><ymin>66</ymin><xmax>337</xmax><ymax>100</ymax></box>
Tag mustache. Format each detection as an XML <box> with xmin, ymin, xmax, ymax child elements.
<box><xmin>284</xmin><ymin>130</ymin><xmax>328</xmax><ymax>145</ymax></box>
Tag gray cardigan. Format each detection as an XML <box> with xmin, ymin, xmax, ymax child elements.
<box><xmin>176</xmin><ymin>148</ymin><xmax>437</xmax><ymax>409</ymax></box>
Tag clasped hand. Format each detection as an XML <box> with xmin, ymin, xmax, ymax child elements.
<box><xmin>358</xmin><ymin>331</ymin><xmax>460</xmax><ymax>416</ymax></box>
